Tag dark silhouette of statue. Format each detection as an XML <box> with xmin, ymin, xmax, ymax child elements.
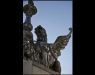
<box><xmin>23</xmin><ymin>0</ymin><xmax>37</xmax><ymax>17</ymax></box>
<box><xmin>52</xmin><ymin>28</ymin><xmax>72</xmax><ymax>56</ymax></box>
<box><xmin>50</xmin><ymin>59</ymin><xmax>61</xmax><ymax>73</ymax></box>
<box><xmin>23</xmin><ymin>0</ymin><xmax>37</xmax><ymax>60</ymax></box>
<box><xmin>35</xmin><ymin>25</ymin><xmax>47</xmax><ymax>43</ymax></box>
<box><xmin>23</xmin><ymin>0</ymin><xmax>73</xmax><ymax>74</ymax></box>
<box><xmin>48</xmin><ymin>28</ymin><xmax>72</xmax><ymax>74</ymax></box>
<box><xmin>34</xmin><ymin>25</ymin><xmax>48</xmax><ymax>66</ymax></box>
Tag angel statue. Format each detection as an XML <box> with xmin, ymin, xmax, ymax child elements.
<box><xmin>51</xmin><ymin>27</ymin><xmax>72</xmax><ymax>57</ymax></box>
<box><xmin>48</xmin><ymin>27</ymin><xmax>73</xmax><ymax>73</ymax></box>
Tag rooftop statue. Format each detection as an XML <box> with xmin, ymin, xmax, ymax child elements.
<box><xmin>23</xmin><ymin>0</ymin><xmax>72</xmax><ymax>73</ymax></box>
<box><xmin>52</xmin><ymin>27</ymin><xmax>72</xmax><ymax>56</ymax></box>
<box><xmin>23</xmin><ymin>0</ymin><xmax>37</xmax><ymax>60</ymax></box>
<box><xmin>35</xmin><ymin>25</ymin><xmax>47</xmax><ymax>43</ymax></box>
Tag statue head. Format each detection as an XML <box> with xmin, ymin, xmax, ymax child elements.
<box><xmin>35</xmin><ymin>25</ymin><xmax>47</xmax><ymax>42</ymax></box>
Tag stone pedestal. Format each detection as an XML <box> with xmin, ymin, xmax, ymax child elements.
<box><xmin>23</xmin><ymin>59</ymin><xmax>33</xmax><ymax>74</ymax></box>
<box><xmin>23</xmin><ymin>60</ymin><xmax>59</xmax><ymax>74</ymax></box>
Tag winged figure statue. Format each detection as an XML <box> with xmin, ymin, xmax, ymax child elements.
<box><xmin>51</xmin><ymin>28</ymin><xmax>73</xmax><ymax>56</ymax></box>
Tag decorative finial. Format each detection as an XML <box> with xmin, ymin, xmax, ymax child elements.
<box><xmin>23</xmin><ymin>0</ymin><xmax>37</xmax><ymax>16</ymax></box>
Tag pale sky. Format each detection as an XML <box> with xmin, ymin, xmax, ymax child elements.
<box><xmin>23</xmin><ymin>1</ymin><xmax>72</xmax><ymax>74</ymax></box>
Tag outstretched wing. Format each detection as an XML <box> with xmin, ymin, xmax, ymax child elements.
<box><xmin>52</xmin><ymin>28</ymin><xmax>72</xmax><ymax>53</ymax></box>
<box><xmin>52</xmin><ymin>36</ymin><xmax>69</xmax><ymax>51</ymax></box>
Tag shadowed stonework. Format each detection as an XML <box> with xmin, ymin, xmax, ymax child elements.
<box><xmin>23</xmin><ymin>0</ymin><xmax>72</xmax><ymax>74</ymax></box>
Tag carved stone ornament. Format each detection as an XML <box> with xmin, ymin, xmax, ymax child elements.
<box><xmin>23</xmin><ymin>0</ymin><xmax>72</xmax><ymax>73</ymax></box>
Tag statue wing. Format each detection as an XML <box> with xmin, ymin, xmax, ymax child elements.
<box><xmin>52</xmin><ymin>36</ymin><xmax>69</xmax><ymax>51</ymax></box>
<box><xmin>52</xmin><ymin>28</ymin><xmax>72</xmax><ymax>53</ymax></box>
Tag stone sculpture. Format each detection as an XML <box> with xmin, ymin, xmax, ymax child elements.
<box><xmin>23</xmin><ymin>0</ymin><xmax>72</xmax><ymax>74</ymax></box>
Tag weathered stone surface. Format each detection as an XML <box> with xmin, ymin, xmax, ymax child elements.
<box><xmin>32</xmin><ymin>61</ymin><xmax>59</xmax><ymax>74</ymax></box>
<box><xmin>23</xmin><ymin>4</ymin><xmax>37</xmax><ymax>16</ymax></box>
<box><xmin>23</xmin><ymin>60</ymin><xmax>60</xmax><ymax>74</ymax></box>
<box><xmin>23</xmin><ymin>60</ymin><xmax>33</xmax><ymax>74</ymax></box>
<box><xmin>23</xmin><ymin>0</ymin><xmax>72</xmax><ymax>74</ymax></box>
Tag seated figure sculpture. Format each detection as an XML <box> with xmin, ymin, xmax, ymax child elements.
<box><xmin>34</xmin><ymin>25</ymin><xmax>48</xmax><ymax>66</ymax></box>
